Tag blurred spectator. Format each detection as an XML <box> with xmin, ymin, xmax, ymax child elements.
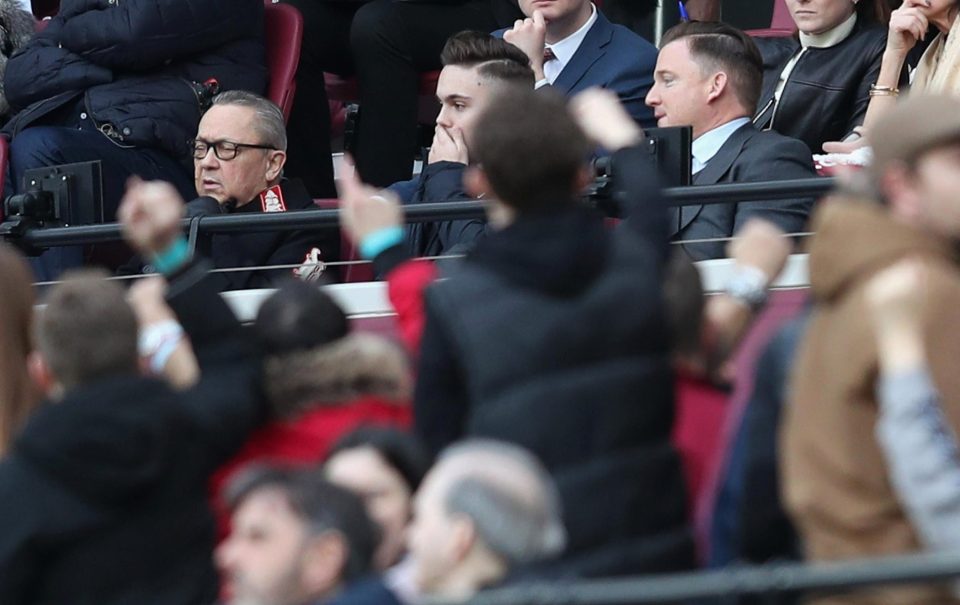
<box><xmin>707</xmin><ymin>310</ymin><xmax>809</xmax><ymax>567</ymax></box>
<box><xmin>4</xmin><ymin>0</ymin><xmax>267</xmax><ymax>279</ymax></box>
<box><xmin>122</xmin><ymin>91</ymin><xmax>336</xmax><ymax>291</ymax></box>
<box><xmin>498</xmin><ymin>0</ymin><xmax>658</xmax><ymax>126</ymax></box>
<box><xmin>782</xmin><ymin>94</ymin><xmax>960</xmax><ymax>605</ymax></box>
<box><xmin>0</xmin><ymin>177</ymin><xmax>265</xmax><ymax>603</ymax></box>
<box><xmin>866</xmin><ymin>260</ymin><xmax>960</xmax><ymax>597</ymax></box>
<box><xmin>281</xmin><ymin>0</ymin><xmax>524</xmax><ymax>197</ymax></box>
<box><xmin>0</xmin><ymin>0</ymin><xmax>34</xmax><ymax>121</ymax></box>
<box><xmin>754</xmin><ymin>0</ymin><xmax>901</xmax><ymax>154</ymax></box>
<box><xmin>659</xmin><ymin>219</ymin><xmax>794</xmax><ymax>524</ymax></box>
<box><xmin>211</xmin><ymin>279</ymin><xmax>412</xmax><ymax>536</ymax></box>
<box><xmin>325</xmin><ymin>426</ymin><xmax>432</xmax><ymax>572</ymax></box>
<box><xmin>332</xmin><ymin>440</ymin><xmax>565</xmax><ymax>605</ymax></box>
<box><xmin>389</xmin><ymin>31</ymin><xmax>534</xmax><ymax>258</ymax></box>
<box><xmin>646</xmin><ymin>21</ymin><xmax>817</xmax><ymax>260</ymax></box>
<box><xmin>0</xmin><ymin>243</ymin><xmax>39</xmax><ymax>456</ymax></box>
<box><xmin>217</xmin><ymin>466</ymin><xmax>379</xmax><ymax>605</ymax></box>
<box><xmin>339</xmin><ymin>87</ymin><xmax>693</xmax><ymax>577</ymax></box>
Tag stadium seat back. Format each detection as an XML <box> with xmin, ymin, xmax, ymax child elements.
<box><xmin>264</xmin><ymin>1</ymin><xmax>304</xmax><ymax>122</ymax></box>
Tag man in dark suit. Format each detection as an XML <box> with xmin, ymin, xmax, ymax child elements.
<box><xmin>497</xmin><ymin>0</ymin><xmax>658</xmax><ymax>127</ymax></box>
<box><xmin>646</xmin><ymin>21</ymin><xmax>817</xmax><ymax>260</ymax></box>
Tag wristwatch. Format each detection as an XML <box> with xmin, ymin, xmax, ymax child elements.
<box><xmin>723</xmin><ymin>264</ymin><xmax>769</xmax><ymax>310</ymax></box>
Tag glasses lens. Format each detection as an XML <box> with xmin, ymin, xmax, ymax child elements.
<box><xmin>192</xmin><ymin>141</ymin><xmax>208</xmax><ymax>160</ymax></box>
<box><xmin>215</xmin><ymin>142</ymin><xmax>240</xmax><ymax>160</ymax></box>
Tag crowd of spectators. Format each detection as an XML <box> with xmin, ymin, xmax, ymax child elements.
<box><xmin>4</xmin><ymin>0</ymin><xmax>960</xmax><ymax>604</ymax></box>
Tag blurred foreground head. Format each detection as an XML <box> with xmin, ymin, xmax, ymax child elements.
<box><xmin>869</xmin><ymin>95</ymin><xmax>960</xmax><ymax>239</ymax></box>
<box><xmin>466</xmin><ymin>87</ymin><xmax>593</xmax><ymax>219</ymax></box>
<box><xmin>218</xmin><ymin>465</ymin><xmax>379</xmax><ymax>605</ymax></box>
<box><xmin>34</xmin><ymin>270</ymin><xmax>138</xmax><ymax>396</ymax></box>
<box><xmin>406</xmin><ymin>439</ymin><xmax>566</xmax><ymax>598</ymax></box>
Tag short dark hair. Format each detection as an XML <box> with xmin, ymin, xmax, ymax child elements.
<box><xmin>441</xmin><ymin>30</ymin><xmax>535</xmax><ymax>88</ymax></box>
<box><xmin>36</xmin><ymin>270</ymin><xmax>138</xmax><ymax>390</ymax></box>
<box><xmin>660</xmin><ymin>21</ymin><xmax>763</xmax><ymax>113</ymax></box>
<box><xmin>471</xmin><ymin>87</ymin><xmax>592</xmax><ymax>211</ymax></box>
<box><xmin>327</xmin><ymin>426</ymin><xmax>432</xmax><ymax>494</ymax></box>
<box><xmin>225</xmin><ymin>465</ymin><xmax>380</xmax><ymax>583</ymax></box>
<box><xmin>254</xmin><ymin>279</ymin><xmax>349</xmax><ymax>356</ymax></box>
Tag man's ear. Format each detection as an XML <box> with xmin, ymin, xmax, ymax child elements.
<box><xmin>706</xmin><ymin>71</ymin><xmax>728</xmax><ymax>104</ymax></box>
<box><xmin>301</xmin><ymin>532</ymin><xmax>349</xmax><ymax>597</ymax></box>
<box><xmin>882</xmin><ymin>162</ymin><xmax>923</xmax><ymax>223</ymax></box>
<box><xmin>464</xmin><ymin>165</ymin><xmax>491</xmax><ymax>199</ymax></box>
<box><xmin>27</xmin><ymin>351</ymin><xmax>58</xmax><ymax>399</ymax></box>
<box><xmin>449</xmin><ymin>514</ymin><xmax>477</xmax><ymax>563</ymax></box>
<box><xmin>266</xmin><ymin>150</ymin><xmax>286</xmax><ymax>183</ymax></box>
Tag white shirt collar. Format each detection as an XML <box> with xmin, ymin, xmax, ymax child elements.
<box><xmin>691</xmin><ymin>117</ymin><xmax>751</xmax><ymax>173</ymax></box>
<box><xmin>544</xmin><ymin>3</ymin><xmax>597</xmax><ymax>82</ymax></box>
<box><xmin>799</xmin><ymin>12</ymin><xmax>857</xmax><ymax>49</ymax></box>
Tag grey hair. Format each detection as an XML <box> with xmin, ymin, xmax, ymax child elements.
<box><xmin>440</xmin><ymin>440</ymin><xmax>566</xmax><ymax>565</ymax></box>
<box><xmin>211</xmin><ymin>90</ymin><xmax>288</xmax><ymax>151</ymax></box>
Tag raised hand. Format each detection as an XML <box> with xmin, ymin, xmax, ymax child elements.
<box><xmin>504</xmin><ymin>10</ymin><xmax>548</xmax><ymax>81</ymax></box>
<box><xmin>570</xmin><ymin>87</ymin><xmax>644</xmax><ymax>151</ymax></box>
<box><xmin>117</xmin><ymin>177</ymin><xmax>185</xmax><ymax>257</ymax></box>
<box><xmin>337</xmin><ymin>157</ymin><xmax>404</xmax><ymax>246</ymax></box>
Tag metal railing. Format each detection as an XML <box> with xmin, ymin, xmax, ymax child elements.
<box><xmin>442</xmin><ymin>550</ymin><xmax>960</xmax><ymax>605</ymax></box>
<box><xmin>2</xmin><ymin>177</ymin><xmax>836</xmax><ymax>249</ymax></box>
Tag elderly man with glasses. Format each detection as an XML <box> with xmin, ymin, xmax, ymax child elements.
<box><xmin>124</xmin><ymin>91</ymin><xmax>334</xmax><ymax>291</ymax></box>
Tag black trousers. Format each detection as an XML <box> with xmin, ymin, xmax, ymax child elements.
<box><xmin>282</xmin><ymin>0</ymin><xmax>519</xmax><ymax>196</ymax></box>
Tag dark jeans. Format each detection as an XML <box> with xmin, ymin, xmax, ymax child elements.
<box><xmin>8</xmin><ymin>126</ymin><xmax>195</xmax><ymax>281</ymax></box>
<box><xmin>282</xmin><ymin>0</ymin><xmax>513</xmax><ymax>196</ymax></box>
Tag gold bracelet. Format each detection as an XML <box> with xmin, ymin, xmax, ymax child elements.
<box><xmin>869</xmin><ymin>84</ymin><xmax>900</xmax><ymax>97</ymax></box>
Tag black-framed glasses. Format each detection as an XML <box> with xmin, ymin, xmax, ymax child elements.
<box><xmin>191</xmin><ymin>139</ymin><xmax>276</xmax><ymax>161</ymax></box>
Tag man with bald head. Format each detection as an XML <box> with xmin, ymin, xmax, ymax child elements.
<box><xmin>332</xmin><ymin>440</ymin><xmax>566</xmax><ymax>605</ymax></box>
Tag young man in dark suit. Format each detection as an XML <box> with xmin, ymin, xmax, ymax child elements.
<box><xmin>497</xmin><ymin>0</ymin><xmax>659</xmax><ymax>127</ymax></box>
<box><xmin>645</xmin><ymin>21</ymin><xmax>818</xmax><ymax>260</ymax></box>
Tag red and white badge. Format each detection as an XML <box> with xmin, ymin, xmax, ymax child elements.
<box><xmin>259</xmin><ymin>185</ymin><xmax>287</xmax><ymax>213</ymax></box>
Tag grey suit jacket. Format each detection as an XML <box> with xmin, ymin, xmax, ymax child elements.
<box><xmin>672</xmin><ymin>123</ymin><xmax>817</xmax><ymax>260</ymax></box>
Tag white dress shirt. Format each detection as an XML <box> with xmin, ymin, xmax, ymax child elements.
<box><xmin>691</xmin><ymin>117</ymin><xmax>751</xmax><ymax>174</ymax></box>
<box><xmin>535</xmin><ymin>3</ymin><xmax>598</xmax><ymax>88</ymax></box>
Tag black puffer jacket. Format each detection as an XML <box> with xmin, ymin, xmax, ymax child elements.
<box><xmin>415</xmin><ymin>147</ymin><xmax>693</xmax><ymax>578</ymax></box>
<box><xmin>753</xmin><ymin>21</ymin><xmax>905</xmax><ymax>153</ymax></box>
<box><xmin>3</xmin><ymin>0</ymin><xmax>267</xmax><ymax>160</ymax></box>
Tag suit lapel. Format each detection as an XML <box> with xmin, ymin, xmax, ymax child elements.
<box><xmin>552</xmin><ymin>12</ymin><xmax>613</xmax><ymax>94</ymax></box>
<box><xmin>671</xmin><ymin>123</ymin><xmax>755</xmax><ymax>236</ymax></box>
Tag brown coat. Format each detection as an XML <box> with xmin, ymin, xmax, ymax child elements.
<box><xmin>782</xmin><ymin>197</ymin><xmax>960</xmax><ymax>605</ymax></box>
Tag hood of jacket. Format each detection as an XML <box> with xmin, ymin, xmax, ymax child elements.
<box><xmin>808</xmin><ymin>196</ymin><xmax>958</xmax><ymax>303</ymax></box>
<box><xmin>466</xmin><ymin>204</ymin><xmax>610</xmax><ymax>297</ymax></box>
<box><xmin>13</xmin><ymin>374</ymin><xmax>186</xmax><ymax>507</ymax></box>
<box><xmin>265</xmin><ymin>333</ymin><xmax>412</xmax><ymax>418</ymax></box>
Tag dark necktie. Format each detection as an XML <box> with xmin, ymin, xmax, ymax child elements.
<box><xmin>544</xmin><ymin>47</ymin><xmax>557</xmax><ymax>62</ymax></box>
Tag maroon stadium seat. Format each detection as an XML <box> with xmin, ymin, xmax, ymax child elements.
<box><xmin>746</xmin><ymin>0</ymin><xmax>795</xmax><ymax>38</ymax></box>
<box><xmin>264</xmin><ymin>1</ymin><xmax>304</xmax><ymax>122</ymax></box>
